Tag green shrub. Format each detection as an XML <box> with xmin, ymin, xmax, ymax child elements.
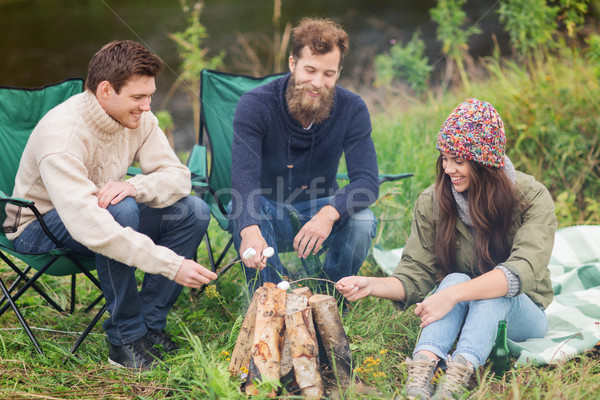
<box><xmin>374</xmin><ymin>32</ymin><xmax>433</xmax><ymax>95</ymax></box>
<box><xmin>498</xmin><ymin>0</ymin><xmax>559</xmax><ymax>58</ymax></box>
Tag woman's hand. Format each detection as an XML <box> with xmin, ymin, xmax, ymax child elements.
<box><xmin>414</xmin><ymin>288</ymin><xmax>458</xmax><ymax>328</ymax></box>
<box><xmin>336</xmin><ymin>276</ymin><xmax>371</xmax><ymax>302</ymax></box>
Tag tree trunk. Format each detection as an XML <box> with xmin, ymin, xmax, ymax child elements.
<box><xmin>309</xmin><ymin>294</ymin><xmax>353</xmax><ymax>388</ymax></box>
<box><xmin>285</xmin><ymin>293</ymin><xmax>324</xmax><ymax>399</ymax></box>
<box><xmin>246</xmin><ymin>283</ymin><xmax>286</xmax><ymax>397</ymax></box>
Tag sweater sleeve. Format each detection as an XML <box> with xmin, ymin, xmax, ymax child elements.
<box><xmin>231</xmin><ymin>93</ymin><xmax>265</xmax><ymax>237</ymax></box>
<box><xmin>126</xmin><ymin>114</ymin><xmax>191</xmax><ymax>207</ymax></box>
<box><xmin>39</xmin><ymin>152</ymin><xmax>184</xmax><ymax>280</ymax></box>
<box><xmin>328</xmin><ymin>97</ymin><xmax>379</xmax><ymax>219</ymax></box>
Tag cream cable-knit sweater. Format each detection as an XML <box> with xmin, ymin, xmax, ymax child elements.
<box><xmin>6</xmin><ymin>91</ymin><xmax>191</xmax><ymax>280</ymax></box>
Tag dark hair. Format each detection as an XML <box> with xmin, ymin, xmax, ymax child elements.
<box><xmin>434</xmin><ymin>155</ymin><xmax>518</xmax><ymax>278</ymax></box>
<box><xmin>291</xmin><ymin>18</ymin><xmax>349</xmax><ymax>66</ymax></box>
<box><xmin>85</xmin><ymin>40</ymin><xmax>164</xmax><ymax>94</ymax></box>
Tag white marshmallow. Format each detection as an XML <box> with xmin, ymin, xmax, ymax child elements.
<box><xmin>262</xmin><ymin>247</ymin><xmax>274</xmax><ymax>258</ymax></box>
<box><xmin>242</xmin><ymin>247</ymin><xmax>257</xmax><ymax>260</ymax></box>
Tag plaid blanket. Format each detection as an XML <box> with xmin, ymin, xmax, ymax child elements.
<box><xmin>373</xmin><ymin>225</ymin><xmax>600</xmax><ymax>366</ymax></box>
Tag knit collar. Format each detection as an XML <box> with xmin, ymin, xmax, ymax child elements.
<box><xmin>78</xmin><ymin>91</ymin><xmax>127</xmax><ymax>141</ymax></box>
<box><xmin>452</xmin><ymin>155</ymin><xmax>516</xmax><ymax>227</ymax></box>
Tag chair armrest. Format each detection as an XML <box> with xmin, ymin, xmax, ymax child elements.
<box><xmin>335</xmin><ymin>172</ymin><xmax>414</xmax><ymax>186</ymax></box>
<box><xmin>127</xmin><ymin>166</ymin><xmax>142</xmax><ymax>177</ymax></box>
<box><xmin>378</xmin><ymin>173</ymin><xmax>414</xmax><ymax>185</ymax></box>
<box><xmin>0</xmin><ymin>190</ymin><xmax>61</xmax><ymax>246</ymax></box>
<box><xmin>0</xmin><ymin>190</ymin><xmax>34</xmax><ymax>208</ymax></box>
<box><xmin>336</xmin><ymin>172</ymin><xmax>349</xmax><ymax>181</ymax></box>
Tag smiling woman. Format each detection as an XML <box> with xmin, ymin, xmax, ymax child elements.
<box><xmin>336</xmin><ymin>98</ymin><xmax>558</xmax><ymax>399</ymax></box>
<box><xmin>439</xmin><ymin>151</ymin><xmax>470</xmax><ymax>192</ymax></box>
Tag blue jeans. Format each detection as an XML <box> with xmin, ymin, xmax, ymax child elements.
<box><xmin>13</xmin><ymin>196</ymin><xmax>210</xmax><ymax>346</ymax></box>
<box><xmin>229</xmin><ymin>196</ymin><xmax>377</xmax><ymax>292</ymax></box>
<box><xmin>414</xmin><ymin>273</ymin><xmax>548</xmax><ymax>368</ymax></box>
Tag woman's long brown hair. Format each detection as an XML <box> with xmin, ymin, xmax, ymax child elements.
<box><xmin>434</xmin><ymin>154</ymin><xmax>517</xmax><ymax>278</ymax></box>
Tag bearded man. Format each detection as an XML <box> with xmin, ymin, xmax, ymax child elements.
<box><xmin>230</xmin><ymin>18</ymin><xmax>379</xmax><ymax>292</ymax></box>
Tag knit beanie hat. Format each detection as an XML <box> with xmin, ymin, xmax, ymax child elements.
<box><xmin>436</xmin><ymin>98</ymin><xmax>505</xmax><ymax>168</ymax></box>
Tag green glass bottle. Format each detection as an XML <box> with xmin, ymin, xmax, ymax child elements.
<box><xmin>288</xmin><ymin>210</ymin><xmax>323</xmax><ymax>276</ymax></box>
<box><xmin>489</xmin><ymin>320</ymin><xmax>510</xmax><ymax>376</ymax></box>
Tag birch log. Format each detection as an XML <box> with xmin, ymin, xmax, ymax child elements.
<box><xmin>280</xmin><ymin>287</ymin><xmax>314</xmax><ymax>389</ymax></box>
<box><xmin>246</xmin><ymin>283</ymin><xmax>286</xmax><ymax>397</ymax></box>
<box><xmin>292</xmin><ymin>286</ymin><xmax>313</xmax><ymax>298</ymax></box>
<box><xmin>228</xmin><ymin>289</ymin><xmax>260</xmax><ymax>376</ymax></box>
<box><xmin>309</xmin><ymin>294</ymin><xmax>353</xmax><ymax>388</ymax></box>
<box><xmin>285</xmin><ymin>293</ymin><xmax>324</xmax><ymax>399</ymax></box>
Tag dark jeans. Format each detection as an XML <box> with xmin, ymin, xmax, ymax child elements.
<box><xmin>229</xmin><ymin>196</ymin><xmax>377</xmax><ymax>293</ymax></box>
<box><xmin>13</xmin><ymin>196</ymin><xmax>210</xmax><ymax>345</ymax></box>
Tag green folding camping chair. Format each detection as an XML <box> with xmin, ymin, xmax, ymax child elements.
<box><xmin>0</xmin><ymin>78</ymin><xmax>106</xmax><ymax>358</ymax></box>
<box><xmin>189</xmin><ymin>69</ymin><xmax>413</xmax><ymax>276</ymax></box>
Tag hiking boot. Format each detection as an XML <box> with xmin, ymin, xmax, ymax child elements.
<box><xmin>148</xmin><ymin>329</ymin><xmax>180</xmax><ymax>354</ymax></box>
<box><xmin>404</xmin><ymin>353</ymin><xmax>438</xmax><ymax>400</ymax></box>
<box><xmin>108</xmin><ymin>334</ymin><xmax>162</xmax><ymax>370</ymax></box>
<box><xmin>432</xmin><ymin>354</ymin><xmax>473</xmax><ymax>399</ymax></box>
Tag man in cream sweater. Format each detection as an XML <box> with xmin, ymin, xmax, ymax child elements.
<box><xmin>5</xmin><ymin>40</ymin><xmax>216</xmax><ymax>369</ymax></box>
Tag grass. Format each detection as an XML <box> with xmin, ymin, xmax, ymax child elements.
<box><xmin>2</xmin><ymin>48</ymin><xmax>600</xmax><ymax>398</ymax></box>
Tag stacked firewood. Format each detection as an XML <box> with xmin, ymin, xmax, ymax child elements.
<box><xmin>228</xmin><ymin>282</ymin><xmax>355</xmax><ymax>398</ymax></box>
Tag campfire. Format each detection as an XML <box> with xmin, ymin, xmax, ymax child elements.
<box><xmin>228</xmin><ymin>282</ymin><xmax>357</xmax><ymax>398</ymax></box>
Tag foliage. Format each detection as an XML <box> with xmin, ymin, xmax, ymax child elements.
<box><xmin>584</xmin><ymin>33</ymin><xmax>600</xmax><ymax>64</ymax></box>
<box><xmin>557</xmin><ymin>0</ymin><xmax>590</xmax><ymax>37</ymax></box>
<box><xmin>168</xmin><ymin>0</ymin><xmax>224</xmax><ymax>142</ymax></box>
<box><xmin>482</xmin><ymin>48</ymin><xmax>600</xmax><ymax>225</ymax></box>
<box><xmin>374</xmin><ymin>32</ymin><xmax>433</xmax><ymax>95</ymax></box>
<box><xmin>497</xmin><ymin>0</ymin><xmax>559</xmax><ymax>58</ymax></box>
<box><xmin>430</xmin><ymin>0</ymin><xmax>481</xmax><ymax>88</ymax></box>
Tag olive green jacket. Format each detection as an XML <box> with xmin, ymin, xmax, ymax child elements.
<box><xmin>392</xmin><ymin>171</ymin><xmax>557</xmax><ymax>310</ymax></box>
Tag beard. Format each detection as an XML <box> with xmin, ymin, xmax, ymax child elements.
<box><xmin>286</xmin><ymin>75</ymin><xmax>336</xmax><ymax>126</ymax></box>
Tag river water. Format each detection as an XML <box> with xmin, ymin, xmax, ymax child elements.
<box><xmin>0</xmin><ymin>0</ymin><xmax>505</xmax><ymax>149</ymax></box>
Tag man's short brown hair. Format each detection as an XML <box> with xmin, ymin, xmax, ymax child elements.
<box><xmin>86</xmin><ymin>40</ymin><xmax>164</xmax><ymax>94</ymax></box>
<box><xmin>291</xmin><ymin>18</ymin><xmax>349</xmax><ymax>66</ymax></box>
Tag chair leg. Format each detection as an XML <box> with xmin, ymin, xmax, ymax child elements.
<box><xmin>70</xmin><ymin>274</ymin><xmax>76</xmax><ymax>314</ymax></box>
<box><xmin>0</xmin><ymin>259</ymin><xmax>66</xmax><ymax>316</ymax></box>
<box><xmin>215</xmin><ymin>237</ymin><xmax>234</xmax><ymax>269</ymax></box>
<box><xmin>0</xmin><ymin>252</ymin><xmax>64</xmax><ymax>313</ymax></box>
<box><xmin>0</xmin><ymin>276</ymin><xmax>44</xmax><ymax>356</ymax></box>
<box><xmin>204</xmin><ymin>232</ymin><xmax>217</xmax><ymax>272</ymax></box>
<box><xmin>63</xmin><ymin>303</ymin><xmax>107</xmax><ymax>364</ymax></box>
<box><xmin>83</xmin><ymin>294</ymin><xmax>104</xmax><ymax>314</ymax></box>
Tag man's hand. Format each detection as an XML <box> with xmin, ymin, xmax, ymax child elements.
<box><xmin>97</xmin><ymin>181</ymin><xmax>138</xmax><ymax>208</ymax></box>
<box><xmin>240</xmin><ymin>225</ymin><xmax>269</xmax><ymax>270</ymax></box>
<box><xmin>293</xmin><ymin>205</ymin><xmax>339</xmax><ymax>258</ymax></box>
<box><xmin>174</xmin><ymin>259</ymin><xmax>218</xmax><ymax>288</ymax></box>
